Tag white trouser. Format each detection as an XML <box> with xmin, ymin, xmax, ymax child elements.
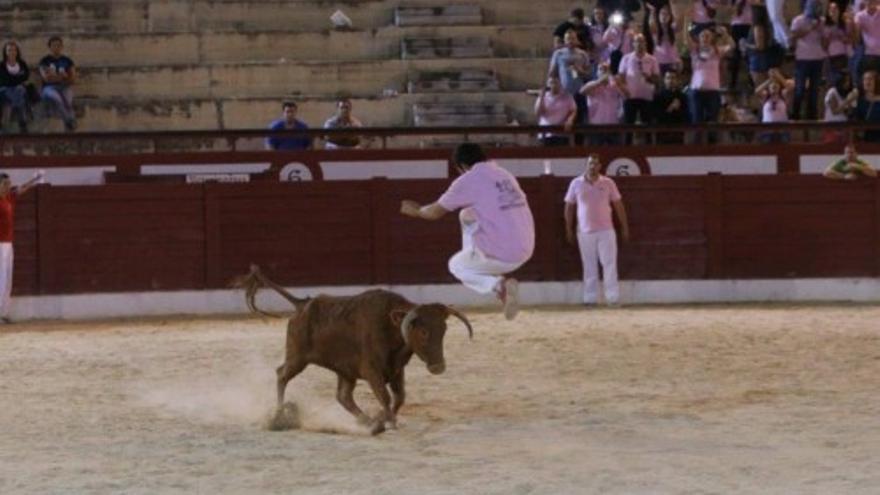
<box><xmin>0</xmin><ymin>243</ymin><xmax>13</xmax><ymax>317</ymax></box>
<box><xmin>576</xmin><ymin>229</ymin><xmax>618</xmax><ymax>304</ymax></box>
<box><xmin>448</xmin><ymin>209</ymin><xmax>524</xmax><ymax>294</ymax></box>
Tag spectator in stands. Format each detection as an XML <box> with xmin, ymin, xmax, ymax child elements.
<box><xmin>323</xmin><ymin>98</ymin><xmax>363</xmax><ymax>150</ymax></box>
<box><xmin>38</xmin><ymin>36</ymin><xmax>77</xmax><ymax>132</ymax></box>
<box><xmin>823</xmin><ymin>72</ymin><xmax>858</xmax><ymax>143</ymax></box>
<box><xmin>746</xmin><ymin>1</ymin><xmax>778</xmax><ymax>87</ymax></box>
<box><xmin>653</xmin><ymin>71</ymin><xmax>688</xmax><ymax>144</ymax></box>
<box><xmin>0</xmin><ymin>41</ymin><xmax>32</xmax><ymax>134</ymax></box>
<box><xmin>591</xmin><ymin>6</ymin><xmax>612</xmax><ymax>67</ymax></box>
<box><xmin>825</xmin><ymin>1</ymin><xmax>853</xmax><ymax>86</ymax></box>
<box><xmin>617</xmin><ymin>33</ymin><xmax>660</xmax><ymax>142</ymax></box>
<box><xmin>645</xmin><ymin>3</ymin><xmax>682</xmax><ymax>74</ymax></box>
<box><xmin>266</xmin><ymin>101</ymin><xmax>311</xmax><ymax>151</ymax></box>
<box><xmin>564</xmin><ymin>153</ymin><xmax>630</xmax><ymax>307</ymax></box>
<box><xmin>596</xmin><ymin>0</ymin><xmax>643</xmax><ymax>21</ymax></box>
<box><xmin>687</xmin><ymin>27</ymin><xmax>735</xmax><ymax>140</ymax></box>
<box><xmin>857</xmin><ymin>69</ymin><xmax>880</xmax><ymax>141</ymax></box>
<box><xmin>549</xmin><ymin>29</ymin><xmax>592</xmax><ymax>141</ymax></box>
<box><xmin>824</xmin><ymin>143</ymin><xmax>878</xmax><ymax>178</ymax></box>
<box><xmin>0</xmin><ymin>171</ymin><xmax>42</xmax><ymax>324</ymax></box>
<box><xmin>603</xmin><ymin>14</ymin><xmax>636</xmax><ymax>74</ymax></box>
<box><xmin>755</xmin><ymin>69</ymin><xmax>794</xmax><ymax>143</ymax></box>
<box><xmin>790</xmin><ymin>0</ymin><xmax>828</xmax><ymax>120</ymax></box>
<box><xmin>581</xmin><ymin>62</ymin><xmax>625</xmax><ymax>144</ymax></box>
<box><xmin>553</xmin><ymin>8</ymin><xmax>593</xmax><ymax>52</ymax></box>
<box><xmin>690</xmin><ymin>0</ymin><xmax>721</xmax><ymax>38</ymax></box>
<box><xmin>854</xmin><ymin>0</ymin><xmax>880</xmax><ymax>76</ymax></box>
<box><xmin>400</xmin><ymin>143</ymin><xmax>535</xmax><ymax>320</ymax></box>
<box><xmin>728</xmin><ymin>0</ymin><xmax>753</xmax><ymax>92</ymax></box>
<box><xmin>534</xmin><ymin>74</ymin><xmax>577</xmax><ymax>146</ymax></box>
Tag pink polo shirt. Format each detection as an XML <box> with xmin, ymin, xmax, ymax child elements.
<box><xmin>856</xmin><ymin>9</ymin><xmax>880</xmax><ymax>56</ymax></box>
<box><xmin>826</xmin><ymin>24</ymin><xmax>851</xmax><ymax>57</ymax></box>
<box><xmin>791</xmin><ymin>15</ymin><xmax>827</xmax><ymax>60</ymax></box>
<box><xmin>690</xmin><ymin>49</ymin><xmax>722</xmax><ymax>90</ymax></box>
<box><xmin>438</xmin><ymin>161</ymin><xmax>535</xmax><ymax>264</ymax></box>
<box><xmin>617</xmin><ymin>52</ymin><xmax>659</xmax><ymax>100</ymax></box>
<box><xmin>586</xmin><ymin>81</ymin><xmax>623</xmax><ymax>124</ymax></box>
<box><xmin>536</xmin><ymin>92</ymin><xmax>576</xmax><ymax>128</ymax></box>
<box><xmin>564</xmin><ymin>175</ymin><xmax>621</xmax><ymax>233</ymax></box>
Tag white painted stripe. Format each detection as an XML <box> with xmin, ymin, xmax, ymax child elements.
<box><xmin>320</xmin><ymin>160</ymin><xmax>448</xmax><ymax>180</ymax></box>
<box><xmin>649</xmin><ymin>156</ymin><xmax>777</xmax><ymax>175</ymax></box>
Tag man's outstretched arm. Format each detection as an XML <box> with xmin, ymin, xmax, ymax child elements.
<box><xmin>400</xmin><ymin>200</ymin><xmax>450</xmax><ymax>221</ymax></box>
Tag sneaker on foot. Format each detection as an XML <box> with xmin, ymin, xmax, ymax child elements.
<box><xmin>503</xmin><ymin>278</ymin><xmax>519</xmax><ymax>321</ymax></box>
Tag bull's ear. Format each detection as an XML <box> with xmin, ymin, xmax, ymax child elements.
<box><xmin>389</xmin><ymin>309</ymin><xmax>408</xmax><ymax>327</ymax></box>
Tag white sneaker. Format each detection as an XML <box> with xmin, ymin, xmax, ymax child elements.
<box><xmin>503</xmin><ymin>278</ymin><xmax>519</xmax><ymax>321</ymax></box>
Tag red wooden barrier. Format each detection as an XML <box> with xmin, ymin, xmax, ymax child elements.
<box><xmin>11</xmin><ymin>175</ymin><xmax>880</xmax><ymax>296</ymax></box>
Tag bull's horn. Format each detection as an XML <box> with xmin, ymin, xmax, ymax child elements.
<box><xmin>445</xmin><ymin>306</ymin><xmax>473</xmax><ymax>340</ymax></box>
<box><xmin>400</xmin><ymin>306</ymin><xmax>419</xmax><ymax>345</ymax></box>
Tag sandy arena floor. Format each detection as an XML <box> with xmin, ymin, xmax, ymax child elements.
<box><xmin>1</xmin><ymin>304</ymin><xmax>879</xmax><ymax>494</ymax></box>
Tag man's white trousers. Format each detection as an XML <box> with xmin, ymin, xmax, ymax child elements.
<box><xmin>576</xmin><ymin>229</ymin><xmax>619</xmax><ymax>304</ymax></box>
<box><xmin>0</xmin><ymin>243</ymin><xmax>13</xmax><ymax>317</ymax></box>
<box><xmin>448</xmin><ymin>210</ymin><xmax>524</xmax><ymax>294</ymax></box>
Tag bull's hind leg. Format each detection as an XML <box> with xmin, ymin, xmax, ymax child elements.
<box><xmin>276</xmin><ymin>360</ymin><xmax>307</xmax><ymax>407</ymax></box>
<box><xmin>335</xmin><ymin>374</ymin><xmax>370</xmax><ymax>425</ymax></box>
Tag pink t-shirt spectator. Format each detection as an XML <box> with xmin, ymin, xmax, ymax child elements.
<box><xmin>653</xmin><ymin>34</ymin><xmax>682</xmax><ymax>66</ymax></box>
<box><xmin>438</xmin><ymin>161</ymin><xmax>535</xmax><ymax>264</ymax></box>
<box><xmin>692</xmin><ymin>0</ymin><xmax>720</xmax><ymax>24</ymax></box>
<box><xmin>690</xmin><ymin>49</ymin><xmax>722</xmax><ymax>90</ymax></box>
<box><xmin>564</xmin><ymin>175</ymin><xmax>622</xmax><ymax>233</ymax></box>
<box><xmin>618</xmin><ymin>52</ymin><xmax>659</xmax><ymax>100</ymax></box>
<box><xmin>826</xmin><ymin>24</ymin><xmax>851</xmax><ymax>57</ymax></box>
<box><xmin>536</xmin><ymin>91</ymin><xmax>576</xmax><ymax>138</ymax></box>
<box><xmin>791</xmin><ymin>15</ymin><xmax>827</xmax><ymax>60</ymax></box>
<box><xmin>586</xmin><ymin>81</ymin><xmax>623</xmax><ymax>124</ymax></box>
<box><xmin>856</xmin><ymin>9</ymin><xmax>880</xmax><ymax>56</ymax></box>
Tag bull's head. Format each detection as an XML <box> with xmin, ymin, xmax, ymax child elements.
<box><xmin>392</xmin><ymin>304</ymin><xmax>473</xmax><ymax>375</ymax></box>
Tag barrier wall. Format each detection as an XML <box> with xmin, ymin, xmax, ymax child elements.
<box><xmin>12</xmin><ymin>174</ymin><xmax>880</xmax><ymax>296</ymax></box>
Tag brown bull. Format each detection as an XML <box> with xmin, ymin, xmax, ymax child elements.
<box><xmin>236</xmin><ymin>265</ymin><xmax>473</xmax><ymax>435</ymax></box>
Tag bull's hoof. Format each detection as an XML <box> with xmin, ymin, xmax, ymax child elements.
<box><xmin>265</xmin><ymin>402</ymin><xmax>301</xmax><ymax>431</ymax></box>
<box><xmin>370</xmin><ymin>421</ymin><xmax>386</xmax><ymax>435</ymax></box>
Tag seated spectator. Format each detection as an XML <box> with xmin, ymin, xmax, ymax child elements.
<box><xmin>323</xmin><ymin>98</ymin><xmax>363</xmax><ymax>150</ymax></box>
<box><xmin>616</xmin><ymin>33</ymin><xmax>660</xmax><ymax>142</ymax></box>
<box><xmin>857</xmin><ymin>70</ymin><xmax>880</xmax><ymax>142</ymax></box>
<box><xmin>646</xmin><ymin>3</ymin><xmax>682</xmax><ymax>75</ymax></box>
<box><xmin>0</xmin><ymin>41</ymin><xmax>31</xmax><ymax>134</ymax></box>
<box><xmin>553</xmin><ymin>8</ymin><xmax>593</xmax><ymax>52</ymax></box>
<box><xmin>580</xmin><ymin>62</ymin><xmax>625</xmax><ymax>144</ymax></box>
<box><xmin>823</xmin><ymin>72</ymin><xmax>858</xmax><ymax>143</ymax></box>
<box><xmin>790</xmin><ymin>0</ymin><xmax>828</xmax><ymax>120</ymax></box>
<box><xmin>653</xmin><ymin>71</ymin><xmax>688</xmax><ymax>144</ymax></box>
<box><xmin>824</xmin><ymin>143</ymin><xmax>878</xmax><ymax>178</ymax></box>
<box><xmin>534</xmin><ymin>75</ymin><xmax>577</xmax><ymax>146</ymax></box>
<box><xmin>719</xmin><ymin>94</ymin><xmax>759</xmax><ymax>143</ymax></box>
<box><xmin>549</xmin><ymin>30</ymin><xmax>592</xmax><ymax>142</ymax></box>
<box><xmin>687</xmin><ymin>27</ymin><xmax>735</xmax><ymax>142</ymax></box>
<box><xmin>38</xmin><ymin>36</ymin><xmax>77</xmax><ymax>131</ymax></box>
<box><xmin>266</xmin><ymin>101</ymin><xmax>311</xmax><ymax>151</ymax></box>
<box><xmin>755</xmin><ymin>69</ymin><xmax>794</xmax><ymax>143</ymax></box>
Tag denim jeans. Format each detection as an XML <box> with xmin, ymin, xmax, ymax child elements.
<box><xmin>793</xmin><ymin>59</ymin><xmax>823</xmax><ymax>120</ymax></box>
<box><xmin>41</xmin><ymin>85</ymin><xmax>75</xmax><ymax>125</ymax></box>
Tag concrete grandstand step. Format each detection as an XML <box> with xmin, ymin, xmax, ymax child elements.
<box><xmin>408</xmin><ymin>70</ymin><xmax>500</xmax><ymax>93</ymax></box>
<box><xmin>402</xmin><ymin>36</ymin><xmax>493</xmax><ymax>59</ymax></box>
<box><xmin>412</xmin><ymin>102</ymin><xmax>508</xmax><ymax>127</ymax></box>
<box><xmin>395</xmin><ymin>5</ymin><xmax>482</xmax><ymax>27</ymax></box>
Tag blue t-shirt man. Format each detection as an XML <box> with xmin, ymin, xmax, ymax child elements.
<box><xmin>266</xmin><ymin>102</ymin><xmax>312</xmax><ymax>150</ymax></box>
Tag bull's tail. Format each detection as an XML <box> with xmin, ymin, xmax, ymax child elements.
<box><xmin>231</xmin><ymin>264</ymin><xmax>311</xmax><ymax>318</ymax></box>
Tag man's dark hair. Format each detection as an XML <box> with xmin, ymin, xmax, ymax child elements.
<box><xmin>0</xmin><ymin>173</ymin><xmax>9</xmax><ymax>180</ymax></box>
<box><xmin>452</xmin><ymin>143</ymin><xmax>487</xmax><ymax>168</ymax></box>
<box><xmin>47</xmin><ymin>36</ymin><xmax>63</xmax><ymax>47</ymax></box>
<box><xmin>282</xmin><ymin>101</ymin><xmax>298</xmax><ymax>110</ymax></box>
<box><xmin>571</xmin><ymin>8</ymin><xmax>585</xmax><ymax>19</ymax></box>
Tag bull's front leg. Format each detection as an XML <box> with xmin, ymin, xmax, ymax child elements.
<box><xmin>364</xmin><ymin>372</ymin><xmax>393</xmax><ymax>435</ymax></box>
<box><xmin>388</xmin><ymin>369</ymin><xmax>406</xmax><ymax>430</ymax></box>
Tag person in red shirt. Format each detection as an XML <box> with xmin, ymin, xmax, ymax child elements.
<box><xmin>0</xmin><ymin>171</ymin><xmax>42</xmax><ymax>323</ymax></box>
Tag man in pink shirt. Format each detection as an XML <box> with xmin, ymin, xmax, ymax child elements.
<box><xmin>616</xmin><ymin>34</ymin><xmax>660</xmax><ymax>143</ymax></box>
<box><xmin>535</xmin><ymin>74</ymin><xmax>577</xmax><ymax>146</ymax></box>
<box><xmin>855</xmin><ymin>0</ymin><xmax>880</xmax><ymax>74</ymax></box>
<box><xmin>564</xmin><ymin>154</ymin><xmax>630</xmax><ymax>306</ymax></box>
<box><xmin>790</xmin><ymin>0</ymin><xmax>828</xmax><ymax>119</ymax></box>
<box><xmin>401</xmin><ymin>143</ymin><xmax>535</xmax><ymax>320</ymax></box>
<box><xmin>581</xmin><ymin>62</ymin><xmax>625</xmax><ymax>145</ymax></box>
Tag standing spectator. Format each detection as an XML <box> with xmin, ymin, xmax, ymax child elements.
<box><xmin>653</xmin><ymin>71</ymin><xmax>688</xmax><ymax>144</ymax></box>
<box><xmin>591</xmin><ymin>6</ymin><xmax>613</xmax><ymax>67</ymax></box>
<box><xmin>746</xmin><ymin>1</ymin><xmax>777</xmax><ymax>87</ymax></box>
<box><xmin>603</xmin><ymin>16</ymin><xmax>636</xmax><ymax>74</ymax></box>
<box><xmin>823</xmin><ymin>72</ymin><xmax>858</xmax><ymax>143</ymax></box>
<box><xmin>825</xmin><ymin>1</ymin><xmax>854</xmax><ymax>85</ymax></box>
<box><xmin>0</xmin><ymin>42</ymin><xmax>31</xmax><ymax>134</ymax></box>
<box><xmin>755</xmin><ymin>69</ymin><xmax>794</xmax><ymax>143</ymax></box>
<box><xmin>854</xmin><ymin>0</ymin><xmax>880</xmax><ymax>76</ymax></box>
<box><xmin>790</xmin><ymin>0</ymin><xmax>828</xmax><ymax>120</ymax></box>
<box><xmin>646</xmin><ymin>3</ymin><xmax>682</xmax><ymax>74</ymax></box>
<box><xmin>857</xmin><ymin>70</ymin><xmax>880</xmax><ymax>141</ymax></box>
<box><xmin>728</xmin><ymin>0</ymin><xmax>753</xmax><ymax>92</ymax></box>
<box><xmin>824</xmin><ymin>143</ymin><xmax>877</xmax><ymax>178</ymax></box>
<box><xmin>0</xmin><ymin>171</ymin><xmax>41</xmax><ymax>324</ymax></box>
<box><xmin>38</xmin><ymin>36</ymin><xmax>77</xmax><ymax>132</ymax></box>
<box><xmin>549</xmin><ymin>30</ymin><xmax>592</xmax><ymax>142</ymax></box>
<box><xmin>323</xmin><ymin>98</ymin><xmax>363</xmax><ymax>150</ymax></box>
<box><xmin>266</xmin><ymin>101</ymin><xmax>311</xmax><ymax>151</ymax></box>
<box><xmin>534</xmin><ymin>75</ymin><xmax>577</xmax><ymax>146</ymax></box>
<box><xmin>553</xmin><ymin>8</ymin><xmax>593</xmax><ymax>52</ymax></box>
<box><xmin>400</xmin><ymin>143</ymin><xmax>535</xmax><ymax>320</ymax></box>
<box><xmin>687</xmin><ymin>27</ymin><xmax>735</xmax><ymax>140</ymax></box>
<box><xmin>581</xmin><ymin>62</ymin><xmax>626</xmax><ymax>144</ymax></box>
<box><xmin>564</xmin><ymin>154</ymin><xmax>630</xmax><ymax>307</ymax></box>
<box><xmin>617</xmin><ymin>33</ymin><xmax>660</xmax><ymax>142</ymax></box>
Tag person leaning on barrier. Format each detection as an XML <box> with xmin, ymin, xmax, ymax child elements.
<box><xmin>824</xmin><ymin>143</ymin><xmax>878</xmax><ymax>179</ymax></box>
<box><xmin>266</xmin><ymin>101</ymin><xmax>311</xmax><ymax>151</ymax></box>
<box><xmin>323</xmin><ymin>98</ymin><xmax>364</xmax><ymax>150</ymax></box>
<box><xmin>534</xmin><ymin>74</ymin><xmax>576</xmax><ymax>147</ymax></box>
